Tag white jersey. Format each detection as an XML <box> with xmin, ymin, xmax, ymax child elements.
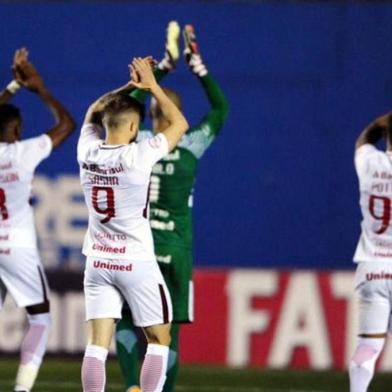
<box><xmin>78</xmin><ymin>124</ymin><xmax>169</xmax><ymax>261</ymax></box>
<box><xmin>354</xmin><ymin>144</ymin><xmax>392</xmax><ymax>262</ymax></box>
<box><xmin>0</xmin><ymin>134</ymin><xmax>52</xmax><ymax>249</ymax></box>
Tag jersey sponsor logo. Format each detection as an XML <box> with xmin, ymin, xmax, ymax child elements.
<box><xmin>93</xmin><ymin>260</ymin><xmax>132</xmax><ymax>272</ymax></box>
<box><xmin>366</xmin><ymin>271</ymin><xmax>392</xmax><ymax>280</ymax></box>
<box><xmin>148</xmin><ymin>136</ymin><xmax>162</xmax><ymax>149</ymax></box>
<box><xmin>94</xmin><ymin>231</ymin><xmax>126</xmax><ymax>242</ymax></box>
<box><xmin>82</xmin><ymin>163</ymin><xmax>124</xmax><ymax>175</ymax></box>
<box><xmin>92</xmin><ymin>243</ymin><xmax>126</xmax><ymax>254</ymax></box>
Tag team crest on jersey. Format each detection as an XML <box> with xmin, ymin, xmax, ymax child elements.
<box><xmin>149</xmin><ymin>136</ymin><xmax>162</xmax><ymax>149</ymax></box>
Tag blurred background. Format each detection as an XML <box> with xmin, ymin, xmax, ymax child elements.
<box><xmin>2</xmin><ymin>0</ymin><xmax>392</xmax><ymax>390</ymax></box>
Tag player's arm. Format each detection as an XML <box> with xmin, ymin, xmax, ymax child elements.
<box><xmin>131</xmin><ymin>57</ymin><xmax>188</xmax><ymax>151</ymax></box>
<box><xmin>130</xmin><ymin>21</ymin><xmax>180</xmax><ymax>106</ymax></box>
<box><xmin>82</xmin><ymin>81</ymin><xmax>140</xmax><ymax>140</ymax></box>
<box><xmin>355</xmin><ymin>113</ymin><xmax>391</xmax><ymax>151</ymax></box>
<box><xmin>184</xmin><ymin>25</ymin><xmax>229</xmax><ymax>137</ymax></box>
<box><xmin>0</xmin><ymin>48</ymin><xmax>28</xmax><ymax>104</ymax></box>
<box><xmin>0</xmin><ymin>81</ymin><xmax>21</xmax><ymax>105</ymax></box>
<box><xmin>13</xmin><ymin>49</ymin><xmax>76</xmax><ymax>148</ymax></box>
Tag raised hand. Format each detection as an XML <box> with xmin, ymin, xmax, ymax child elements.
<box><xmin>158</xmin><ymin>20</ymin><xmax>180</xmax><ymax>72</ymax></box>
<box><xmin>183</xmin><ymin>25</ymin><xmax>208</xmax><ymax>77</ymax></box>
<box><xmin>12</xmin><ymin>48</ymin><xmax>45</xmax><ymax>93</ymax></box>
<box><xmin>129</xmin><ymin>57</ymin><xmax>158</xmax><ymax>91</ymax></box>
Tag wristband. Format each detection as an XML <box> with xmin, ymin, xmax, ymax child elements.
<box><xmin>6</xmin><ymin>80</ymin><xmax>21</xmax><ymax>95</ymax></box>
<box><xmin>189</xmin><ymin>54</ymin><xmax>208</xmax><ymax>77</ymax></box>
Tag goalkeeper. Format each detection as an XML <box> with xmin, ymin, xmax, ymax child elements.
<box><xmin>115</xmin><ymin>22</ymin><xmax>229</xmax><ymax>392</ymax></box>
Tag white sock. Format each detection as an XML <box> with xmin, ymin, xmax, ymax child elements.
<box><xmin>15</xmin><ymin>312</ymin><xmax>51</xmax><ymax>392</ymax></box>
<box><xmin>140</xmin><ymin>344</ymin><xmax>169</xmax><ymax>392</ymax></box>
<box><xmin>349</xmin><ymin>337</ymin><xmax>384</xmax><ymax>392</ymax></box>
<box><xmin>82</xmin><ymin>344</ymin><xmax>108</xmax><ymax>392</ymax></box>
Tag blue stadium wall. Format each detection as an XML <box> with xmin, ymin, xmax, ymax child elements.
<box><xmin>0</xmin><ymin>1</ymin><xmax>390</xmax><ymax>270</ymax></box>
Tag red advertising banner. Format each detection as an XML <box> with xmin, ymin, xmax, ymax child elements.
<box><xmin>180</xmin><ymin>269</ymin><xmax>392</xmax><ymax>370</ymax></box>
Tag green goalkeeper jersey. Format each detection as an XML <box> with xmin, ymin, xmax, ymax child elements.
<box><xmin>133</xmin><ymin>73</ymin><xmax>228</xmax><ymax>250</ymax></box>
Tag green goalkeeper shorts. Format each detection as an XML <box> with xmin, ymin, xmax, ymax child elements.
<box><xmin>155</xmin><ymin>244</ymin><xmax>193</xmax><ymax>323</ymax></box>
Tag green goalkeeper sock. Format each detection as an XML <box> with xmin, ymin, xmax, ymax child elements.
<box><xmin>115</xmin><ymin>309</ymin><xmax>140</xmax><ymax>389</ymax></box>
<box><xmin>163</xmin><ymin>323</ymin><xmax>180</xmax><ymax>392</ymax></box>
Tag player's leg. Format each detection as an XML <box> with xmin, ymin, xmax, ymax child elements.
<box><xmin>115</xmin><ymin>304</ymin><xmax>141</xmax><ymax>391</ymax></box>
<box><xmin>141</xmin><ymin>323</ymin><xmax>171</xmax><ymax>392</ymax></box>
<box><xmin>156</xmin><ymin>246</ymin><xmax>193</xmax><ymax>392</ymax></box>
<box><xmin>82</xmin><ymin>257</ymin><xmax>123</xmax><ymax>392</ymax></box>
<box><xmin>0</xmin><ymin>248</ymin><xmax>51</xmax><ymax>392</ymax></box>
<box><xmin>120</xmin><ymin>259</ymin><xmax>173</xmax><ymax>392</ymax></box>
<box><xmin>163</xmin><ymin>323</ymin><xmax>180</xmax><ymax>392</ymax></box>
<box><xmin>14</xmin><ymin>301</ymin><xmax>51</xmax><ymax>392</ymax></box>
<box><xmin>349</xmin><ymin>264</ymin><xmax>389</xmax><ymax>392</ymax></box>
<box><xmin>82</xmin><ymin>318</ymin><xmax>115</xmax><ymax>392</ymax></box>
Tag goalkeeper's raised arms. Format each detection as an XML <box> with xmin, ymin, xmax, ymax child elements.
<box><xmin>158</xmin><ymin>20</ymin><xmax>180</xmax><ymax>72</ymax></box>
<box><xmin>183</xmin><ymin>25</ymin><xmax>208</xmax><ymax>77</ymax></box>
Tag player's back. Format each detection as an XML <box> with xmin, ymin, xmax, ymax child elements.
<box><xmin>354</xmin><ymin>144</ymin><xmax>392</xmax><ymax>262</ymax></box>
<box><xmin>78</xmin><ymin>124</ymin><xmax>169</xmax><ymax>262</ymax></box>
<box><xmin>0</xmin><ymin>135</ymin><xmax>52</xmax><ymax>248</ymax></box>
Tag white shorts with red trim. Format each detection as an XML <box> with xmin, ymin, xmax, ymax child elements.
<box><xmin>355</xmin><ymin>261</ymin><xmax>392</xmax><ymax>334</ymax></box>
<box><xmin>84</xmin><ymin>257</ymin><xmax>172</xmax><ymax>327</ymax></box>
<box><xmin>0</xmin><ymin>247</ymin><xmax>49</xmax><ymax>309</ymax></box>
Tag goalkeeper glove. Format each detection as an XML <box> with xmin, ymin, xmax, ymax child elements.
<box><xmin>183</xmin><ymin>24</ymin><xmax>208</xmax><ymax>77</ymax></box>
<box><xmin>158</xmin><ymin>21</ymin><xmax>180</xmax><ymax>72</ymax></box>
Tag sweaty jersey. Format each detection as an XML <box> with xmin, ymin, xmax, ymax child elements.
<box><xmin>0</xmin><ymin>134</ymin><xmax>52</xmax><ymax>249</ymax></box>
<box><xmin>354</xmin><ymin>144</ymin><xmax>392</xmax><ymax>262</ymax></box>
<box><xmin>78</xmin><ymin>123</ymin><xmax>169</xmax><ymax>261</ymax></box>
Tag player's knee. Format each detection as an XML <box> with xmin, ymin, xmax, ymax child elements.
<box><xmin>144</xmin><ymin>325</ymin><xmax>171</xmax><ymax>346</ymax></box>
<box><xmin>350</xmin><ymin>338</ymin><xmax>384</xmax><ymax>371</ymax></box>
<box><xmin>147</xmin><ymin>332</ymin><xmax>171</xmax><ymax>346</ymax></box>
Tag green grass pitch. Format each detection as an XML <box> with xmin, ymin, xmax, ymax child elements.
<box><xmin>1</xmin><ymin>357</ymin><xmax>392</xmax><ymax>391</ymax></box>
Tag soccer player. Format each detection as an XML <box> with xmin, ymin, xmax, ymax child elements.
<box><xmin>0</xmin><ymin>48</ymin><xmax>75</xmax><ymax>392</ymax></box>
<box><xmin>78</xmin><ymin>57</ymin><xmax>188</xmax><ymax>392</ymax></box>
<box><xmin>350</xmin><ymin>112</ymin><xmax>392</xmax><ymax>391</ymax></box>
<box><xmin>116</xmin><ymin>24</ymin><xmax>229</xmax><ymax>392</ymax></box>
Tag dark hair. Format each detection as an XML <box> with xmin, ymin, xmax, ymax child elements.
<box><xmin>103</xmin><ymin>94</ymin><xmax>145</xmax><ymax>128</ymax></box>
<box><xmin>0</xmin><ymin>104</ymin><xmax>21</xmax><ymax>132</ymax></box>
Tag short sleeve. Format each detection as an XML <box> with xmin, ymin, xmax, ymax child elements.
<box><xmin>128</xmin><ymin>133</ymin><xmax>169</xmax><ymax>171</ymax></box>
<box><xmin>77</xmin><ymin>123</ymin><xmax>102</xmax><ymax>161</ymax></box>
<box><xmin>179</xmin><ymin>122</ymin><xmax>216</xmax><ymax>159</ymax></box>
<box><xmin>18</xmin><ymin>134</ymin><xmax>52</xmax><ymax>171</ymax></box>
<box><xmin>354</xmin><ymin>144</ymin><xmax>378</xmax><ymax>178</ymax></box>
